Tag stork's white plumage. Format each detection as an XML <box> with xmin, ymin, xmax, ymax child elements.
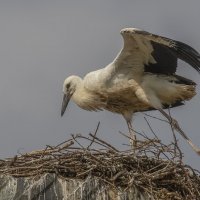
<box><xmin>61</xmin><ymin>28</ymin><xmax>200</xmax><ymax>153</ymax></box>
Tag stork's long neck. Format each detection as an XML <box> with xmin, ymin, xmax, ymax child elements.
<box><xmin>72</xmin><ymin>79</ymin><xmax>106</xmax><ymax>111</ymax></box>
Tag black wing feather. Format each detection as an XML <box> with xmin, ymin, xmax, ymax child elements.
<box><xmin>145</xmin><ymin>41</ymin><xmax>178</xmax><ymax>74</ymax></box>
<box><xmin>170</xmin><ymin>40</ymin><xmax>200</xmax><ymax>73</ymax></box>
<box><xmin>157</xmin><ymin>35</ymin><xmax>200</xmax><ymax>73</ymax></box>
<box><xmin>139</xmin><ymin>30</ymin><xmax>200</xmax><ymax>74</ymax></box>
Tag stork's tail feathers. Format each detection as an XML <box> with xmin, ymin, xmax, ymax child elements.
<box><xmin>138</xmin><ymin>74</ymin><xmax>197</xmax><ymax>113</ymax></box>
<box><xmin>165</xmin><ymin>75</ymin><xmax>196</xmax><ymax>105</ymax></box>
<box><xmin>146</xmin><ymin>81</ymin><xmax>196</xmax><ymax>110</ymax></box>
<box><xmin>173</xmin><ymin>74</ymin><xmax>196</xmax><ymax>101</ymax></box>
<box><xmin>178</xmin><ymin>84</ymin><xmax>196</xmax><ymax>101</ymax></box>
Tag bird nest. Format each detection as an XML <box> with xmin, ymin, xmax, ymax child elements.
<box><xmin>0</xmin><ymin>120</ymin><xmax>200</xmax><ymax>200</ymax></box>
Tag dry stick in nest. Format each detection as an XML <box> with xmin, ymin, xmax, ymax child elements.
<box><xmin>143</xmin><ymin>117</ymin><xmax>172</xmax><ymax>160</ymax></box>
<box><xmin>87</xmin><ymin>121</ymin><xmax>100</xmax><ymax>150</ymax></box>
<box><xmin>121</xmin><ymin>119</ymin><xmax>180</xmax><ymax>161</ymax></box>
<box><xmin>143</xmin><ymin>112</ymin><xmax>183</xmax><ymax>161</ymax></box>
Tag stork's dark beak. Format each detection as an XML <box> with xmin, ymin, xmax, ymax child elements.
<box><xmin>61</xmin><ymin>93</ymin><xmax>71</xmax><ymax>116</ymax></box>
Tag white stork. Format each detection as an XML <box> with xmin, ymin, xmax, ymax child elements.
<box><xmin>61</xmin><ymin>28</ymin><xmax>200</xmax><ymax>153</ymax></box>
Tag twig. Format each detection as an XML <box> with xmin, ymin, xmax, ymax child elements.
<box><xmin>88</xmin><ymin>133</ymin><xmax>119</xmax><ymax>152</ymax></box>
<box><xmin>87</xmin><ymin>121</ymin><xmax>100</xmax><ymax>149</ymax></box>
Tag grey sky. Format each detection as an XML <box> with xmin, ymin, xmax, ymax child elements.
<box><xmin>0</xmin><ymin>1</ymin><xmax>200</xmax><ymax>169</ymax></box>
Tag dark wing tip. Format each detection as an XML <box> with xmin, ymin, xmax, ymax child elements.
<box><xmin>170</xmin><ymin>40</ymin><xmax>200</xmax><ymax>73</ymax></box>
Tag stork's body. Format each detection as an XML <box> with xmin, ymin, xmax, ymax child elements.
<box><xmin>68</xmin><ymin>73</ymin><xmax>195</xmax><ymax>120</ymax></box>
<box><xmin>61</xmin><ymin>28</ymin><xmax>200</xmax><ymax>152</ymax></box>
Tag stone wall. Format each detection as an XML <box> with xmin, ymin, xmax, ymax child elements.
<box><xmin>0</xmin><ymin>173</ymin><xmax>149</xmax><ymax>200</ymax></box>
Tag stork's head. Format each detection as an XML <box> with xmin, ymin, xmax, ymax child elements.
<box><xmin>61</xmin><ymin>75</ymin><xmax>82</xmax><ymax>116</ymax></box>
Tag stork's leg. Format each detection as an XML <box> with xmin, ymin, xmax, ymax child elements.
<box><xmin>127</xmin><ymin>120</ymin><xmax>137</xmax><ymax>150</ymax></box>
<box><xmin>158</xmin><ymin>108</ymin><xmax>200</xmax><ymax>155</ymax></box>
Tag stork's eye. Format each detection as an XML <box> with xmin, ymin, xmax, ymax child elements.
<box><xmin>66</xmin><ymin>83</ymin><xmax>70</xmax><ymax>89</ymax></box>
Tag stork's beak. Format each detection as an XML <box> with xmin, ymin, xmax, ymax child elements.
<box><xmin>61</xmin><ymin>93</ymin><xmax>71</xmax><ymax>116</ymax></box>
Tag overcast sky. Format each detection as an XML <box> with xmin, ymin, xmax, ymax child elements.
<box><xmin>0</xmin><ymin>0</ymin><xmax>200</xmax><ymax>169</ymax></box>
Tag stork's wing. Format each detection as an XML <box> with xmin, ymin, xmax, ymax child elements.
<box><xmin>113</xmin><ymin>28</ymin><xmax>200</xmax><ymax>76</ymax></box>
